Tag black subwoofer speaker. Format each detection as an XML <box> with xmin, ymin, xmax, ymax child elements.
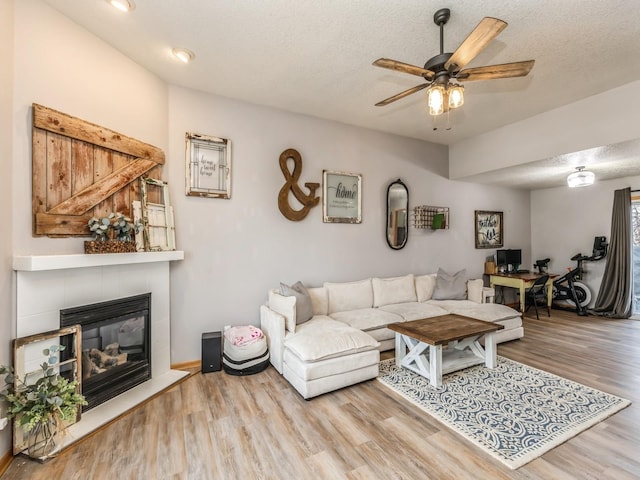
<box><xmin>202</xmin><ymin>331</ymin><xmax>222</xmax><ymax>373</ymax></box>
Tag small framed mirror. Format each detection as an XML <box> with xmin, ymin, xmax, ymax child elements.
<box><xmin>386</xmin><ymin>179</ymin><xmax>409</xmax><ymax>250</ymax></box>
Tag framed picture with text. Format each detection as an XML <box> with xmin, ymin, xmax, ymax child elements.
<box><xmin>185</xmin><ymin>132</ymin><xmax>231</xmax><ymax>199</ymax></box>
<box><xmin>322</xmin><ymin>170</ymin><xmax>362</xmax><ymax>223</ymax></box>
<box><xmin>474</xmin><ymin>210</ymin><xmax>503</xmax><ymax>248</ymax></box>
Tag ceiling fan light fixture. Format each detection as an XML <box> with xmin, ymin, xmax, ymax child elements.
<box><xmin>448</xmin><ymin>84</ymin><xmax>464</xmax><ymax>109</ymax></box>
<box><xmin>567</xmin><ymin>166</ymin><xmax>595</xmax><ymax>188</ymax></box>
<box><xmin>427</xmin><ymin>85</ymin><xmax>445</xmax><ymax>116</ymax></box>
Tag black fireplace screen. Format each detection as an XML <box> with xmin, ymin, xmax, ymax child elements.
<box><xmin>60</xmin><ymin>293</ymin><xmax>151</xmax><ymax>411</ymax></box>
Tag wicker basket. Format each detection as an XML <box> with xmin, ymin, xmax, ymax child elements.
<box><xmin>84</xmin><ymin>240</ymin><xmax>137</xmax><ymax>254</ymax></box>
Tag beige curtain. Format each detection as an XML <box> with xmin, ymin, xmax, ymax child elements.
<box><xmin>593</xmin><ymin>187</ymin><xmax>632</xmax><ymax>318</ymax></box>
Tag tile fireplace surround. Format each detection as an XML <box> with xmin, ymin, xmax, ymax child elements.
<box><xmin>12</xmin><ymin>251</ymin><xmax>187</xmax><ymax>451</ymax></box>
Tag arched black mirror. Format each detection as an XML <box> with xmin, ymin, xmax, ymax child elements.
<box><xmin>386</xmin><ymin>179</ymin><xmax>409</xmax><ymax>250</ymax></box>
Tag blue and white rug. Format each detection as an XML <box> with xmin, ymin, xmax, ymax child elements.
<box><xmin>377</xmin><ymin>357</ymin><xmax>630</xmax><ymax>469</ymax></box>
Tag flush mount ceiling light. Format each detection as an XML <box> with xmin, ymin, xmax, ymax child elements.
<box><xmin>108</xmin><ymin>0</ymin><xmax>135</xmax><ymax>12</ymax></box>
<box><xmin>171</xmin><ymin>48</ymin><xmax>195</xmax><ymax>64</ymax></box>
<box><xmin>567</xmin><ymin>166</ymin><xmax>595</xmax><ymax>188</ymax></box>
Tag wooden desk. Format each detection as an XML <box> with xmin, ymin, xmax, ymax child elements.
<box><xmin>489</xmin><ymin>272</ymin><xmax>557</xmax><ymax>313</ymax></box>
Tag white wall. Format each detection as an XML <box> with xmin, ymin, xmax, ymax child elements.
<box><xmin>531</xmin><ymin>176</ymin><xmax>640</xmax><ymax>305</ymax></box>
<box><xmin>0</xmin><ymin>0</ymin><xmax>14</xmax><ymax>460</ymax></box>
<box><xmin>8</xmin><ymin>1</ymin><xmax>531</xmax><ymax>368</ymax></box>
<box><xmin>449</xmin><ymin>81</ymin><xmax>640</xmax><ymax>179</ymax></box>
<box><xmin>167</xmin><ymin>86</ymin><xmax>531</xmax><ymax>362</ymax></box>
<box><xmin>11</xmin><ymin>0</ymin><xmax>168</xmax><ymax>256</ymax></box>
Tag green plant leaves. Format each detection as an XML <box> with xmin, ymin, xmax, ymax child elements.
<box><xmin>0</xmin><ymin>344</ymin><xmax>87</xmax><ymax>431</ymax></box>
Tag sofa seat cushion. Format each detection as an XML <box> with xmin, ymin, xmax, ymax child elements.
<box><xmin>366</xmin><ymin>327</ymin><xmax>395</xmax><ymax>342</ymax></box>
<box><xmin>496</xmin><ymin>316</ymin><xmax>523</xmax><ymax>330</ymax></box>
<box><xmin>283</xmin><ymin>348</ymin><xmax>379</xmax><ymax>381</ymax></box>
<box><xmin>330</xmin><ymin>308</ymin><xmax>402</xmax><ymax>332</ymax></box>
<box><xmin>426</xmin><ymin>299</ymin><xmax>479</xmax><ymax>310</ymax></box>
<box><xmin>284</xmin><ymin>316</ymin><xmax>379</xmax><ymax>362</ymax></box>
<box><xmin>379</xmin><ymin>302</ymin><xmax>449</xmax><ymax>321</ymax></box>
<box><xmin>429</xmin><ymin>300</ymin><xmax>521</xmax><ymax>323</ymax></box>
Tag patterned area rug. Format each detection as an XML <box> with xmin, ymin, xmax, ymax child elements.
<box><xmin>377</xmin><ymin>357</ymin><xmax>630</xmax><ymax>469</ymax></box>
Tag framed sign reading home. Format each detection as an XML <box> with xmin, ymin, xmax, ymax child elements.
<box><xmin>475</xmin><ymin>210</ymin><xmax>503</xmax><ymax>248</ymax></box>
<box><xmin>323</xmin><ymin>170</ymin><xmax>362</xmax><ymax>223</ymax></box>
<box><xmin>185</xmin><ymin>132</ymin><xmax>231</xmax><ymax>199</ymax></box>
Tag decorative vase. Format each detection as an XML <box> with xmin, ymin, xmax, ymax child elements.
<box><xmin>26</xmin><ymin>416</ymin><xmax>59</xmax><ymax>461</ymax></box>
<box><xmin>84</xmin><ymin>240</ymin><xmax>137</xmax><ymax>254</ymax></box>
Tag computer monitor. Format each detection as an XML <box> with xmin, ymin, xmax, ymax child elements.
<box><xmin>507</xmin><ymin>249</ymin><xmax>522</xmax><ymax>267</ymax></box>
<box><xmin>496</xmin><ymin>249</ymin><xmax>522</xmax><ymax>270</ymax></box>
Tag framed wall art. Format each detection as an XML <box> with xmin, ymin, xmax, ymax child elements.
<box><xmin>185</xmin><ymin>132</ymin><xmax>231</xmax><ymax>199</ymax></box>
<box><xmin>322</xmin><ymin>170</ymin><xmax>362</xmax><ymax>223</ymax></box>
<box><xmin>474</xmin><ymin>210</ymin><xmax>503</xmax><ymax>249</ymax></box>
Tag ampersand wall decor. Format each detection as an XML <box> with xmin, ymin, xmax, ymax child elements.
<box><xmin>278</xmin><ymin>148</ymin><xmax>320</xmax><ymax>221</ymax></box>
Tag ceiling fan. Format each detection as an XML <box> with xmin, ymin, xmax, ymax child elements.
<box><xmin>373</xmin><ymin>8</ymin><xmax>534</xmax><ymax>117</ymax></box>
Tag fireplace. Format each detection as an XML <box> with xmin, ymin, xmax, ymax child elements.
<box><xmin>60</xmin><ymin>293</ymin><xmax>151</xmax><ymax>411</ymax></box>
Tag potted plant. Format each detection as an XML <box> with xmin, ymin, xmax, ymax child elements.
<box><xmin>0</xmin><ymin>345</ymin><xmax>87</xmax><ymax>461</ymax></box>
<box><xmin>85</xmin><ymin>212</ymin><xmax>139</xmax><ymax>254</ymax></box>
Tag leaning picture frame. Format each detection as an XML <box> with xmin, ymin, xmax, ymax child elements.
<box><xmin>322</xmin><ymin>170</ymin><xmax>362</xmax><ymax>223</ymax></box>
<box><xmin>185</xmin><ymin>132</ymin><xmax>231</xmax><ymax>199</ymax></box>
<box><xmin>474</xmin><ymin>210</ymin><xmax>503</xmax><ymax>249</ymax></box>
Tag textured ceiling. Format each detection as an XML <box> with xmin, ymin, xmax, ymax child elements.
<box><xmin>41</xmin><ymin>0</ymin><xmax>640</xmax><ymax>189</ymax></box>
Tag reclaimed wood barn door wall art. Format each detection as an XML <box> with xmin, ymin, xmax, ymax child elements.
<box><xmin>31</xmin><ymin>104</ymin><xmax>165</xmax><ymax>237</ymax></box>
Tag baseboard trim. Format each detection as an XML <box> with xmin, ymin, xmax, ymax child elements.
<box><xmin>171</xmin><ymin>360</ymin><xmax>201</xmax><ymax>371</ymax></box>
<box><xmin>0</xmin><ymin>448</ymin><xmax>12</xmax><ymax>477</ymax></box>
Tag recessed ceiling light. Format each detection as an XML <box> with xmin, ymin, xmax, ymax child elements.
<box><xmin>108</xmin><ymin>0</ymin><xmax>135</xmax><ymax>12</ymax></box>
<box><xmin>171</xmin><ymin>48</ymin><xmax>196</xmax><ymax>64</ymax></box>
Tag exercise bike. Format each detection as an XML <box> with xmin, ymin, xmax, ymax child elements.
<box><xmin>534</xmin><ymin>236</ymin><xmax>608</xmax><ymax>316</ymax></box>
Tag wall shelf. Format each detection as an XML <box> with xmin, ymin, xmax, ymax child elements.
<box><xmin>411</xmin><ymin>206</ymin><xmax>449</xmax><ymax>230</ymax></box>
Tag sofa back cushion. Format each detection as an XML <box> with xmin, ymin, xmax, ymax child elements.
<box><xmin>415</xmin><ymin>274</ymin><xmax>437</xmax><ymax>302</ymax></box>
<box><xmin>268</xmin><ymin>289</ymin><xmax>297</xmax><ymax>333</ymax></box>
<box><xmin>308</xmin><ymin>287</ymin><xmax>328</xmax><ymax>316</ymax></box>
<box><xmin>324</xmin><ymin>278</ymin><xmax>373</xmax><ymax>314</ymax></box>
<box><xmin>466</xmin><ymin>278</ymin><xmax>484</xmax><ymax>304</ymax></box>
<box><xmin>432</xmin><ymin>268</ymin><xmax>467</xmax><ymax>300</ymax></box>
<box><xmin>372</xmin><ymin>274</ymin><xmax>417</xmax><ymax>307</ymax></box>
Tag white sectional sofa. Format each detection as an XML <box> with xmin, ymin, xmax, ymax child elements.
<box><xmin>260</xmin><ymin>272</ymin><xmax>522</xmax><ymax>399</ymax></box>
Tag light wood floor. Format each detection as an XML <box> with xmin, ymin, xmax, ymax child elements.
<box><xmin>3</xmin><ymin>309</ymin><xmax>639</xmax><ymax>480</ymax></box>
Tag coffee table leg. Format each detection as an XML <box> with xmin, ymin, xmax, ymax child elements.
<box><xmin>395</xmin><ymin>333</ymin><xmax>405</xmax><ymax>367</ymax></box>
<box><xmin>429</xmin><ymin>344</ymin><xmax>443</xmax><ymax>387</ymax></box>
<box><xmin>484</xmin><ymin>332</ymin><xmax>497</xmax><ymax>369</ymax></box>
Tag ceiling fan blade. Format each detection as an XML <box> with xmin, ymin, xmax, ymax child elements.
<box><xmin>445</xmin><ymin>17</ymin><xmax>507</xmax><ymax>71</ymax></box>
<box><xmin>373</xmin><ymin>58</ymin><xmax>435</xmax><ymax>80</ymax></box>
<box><xmin>457</xmin><ymin>60</ymin><xmax>535</xmax><ymax>81</ymax></box>
<box><xmin>375</xmin><ymin>83</ymin><xmax>429</xmax><ymax>107</ymax></box>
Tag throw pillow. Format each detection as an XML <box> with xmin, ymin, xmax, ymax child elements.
<box><xmin>279</xmin><ymin>281</ymin><xmax>313</xmax><ymax>326</ymax></box>
<box><xmin>431</xmin><ymin>268</ymin><xmax>467</xmax><ymax>300</ymax></box>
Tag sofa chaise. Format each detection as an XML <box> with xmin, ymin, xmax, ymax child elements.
<box><xmin>260</xmin><ymin>272</ymin><xmax>522</xmax><ymax>399</ymax></box>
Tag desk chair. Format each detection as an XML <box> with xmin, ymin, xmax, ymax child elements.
<box><xmin>524</xmin><ymin>274</ymin><xmax>550</xmax><ymax>319</ymax></box>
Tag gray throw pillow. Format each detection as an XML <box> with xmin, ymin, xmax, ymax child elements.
<box><xmin>279</xmin><ymin>281</ymin><xmax>313</xmax><ymax>325</ymax></box>
<box><xmin>431</xmin><ymin>268</ymin><xmax>467</xmax><ymax>300</ymax></box>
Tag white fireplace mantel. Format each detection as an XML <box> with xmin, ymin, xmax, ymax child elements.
<box><xmin>13</xmin><ymin>249</ymin><xmax>187</xmax><ymax>453</ymax></box>
<box><xmin>13</xmin><ymin>250</ymin><xmax>184</xmax><ymax>271</ymax></box>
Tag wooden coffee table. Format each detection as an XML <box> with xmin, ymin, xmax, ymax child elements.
<box><xmin>388</xmin><ymin>314</ymin><xmax>504</xmax><ymax>387</ymax></box>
